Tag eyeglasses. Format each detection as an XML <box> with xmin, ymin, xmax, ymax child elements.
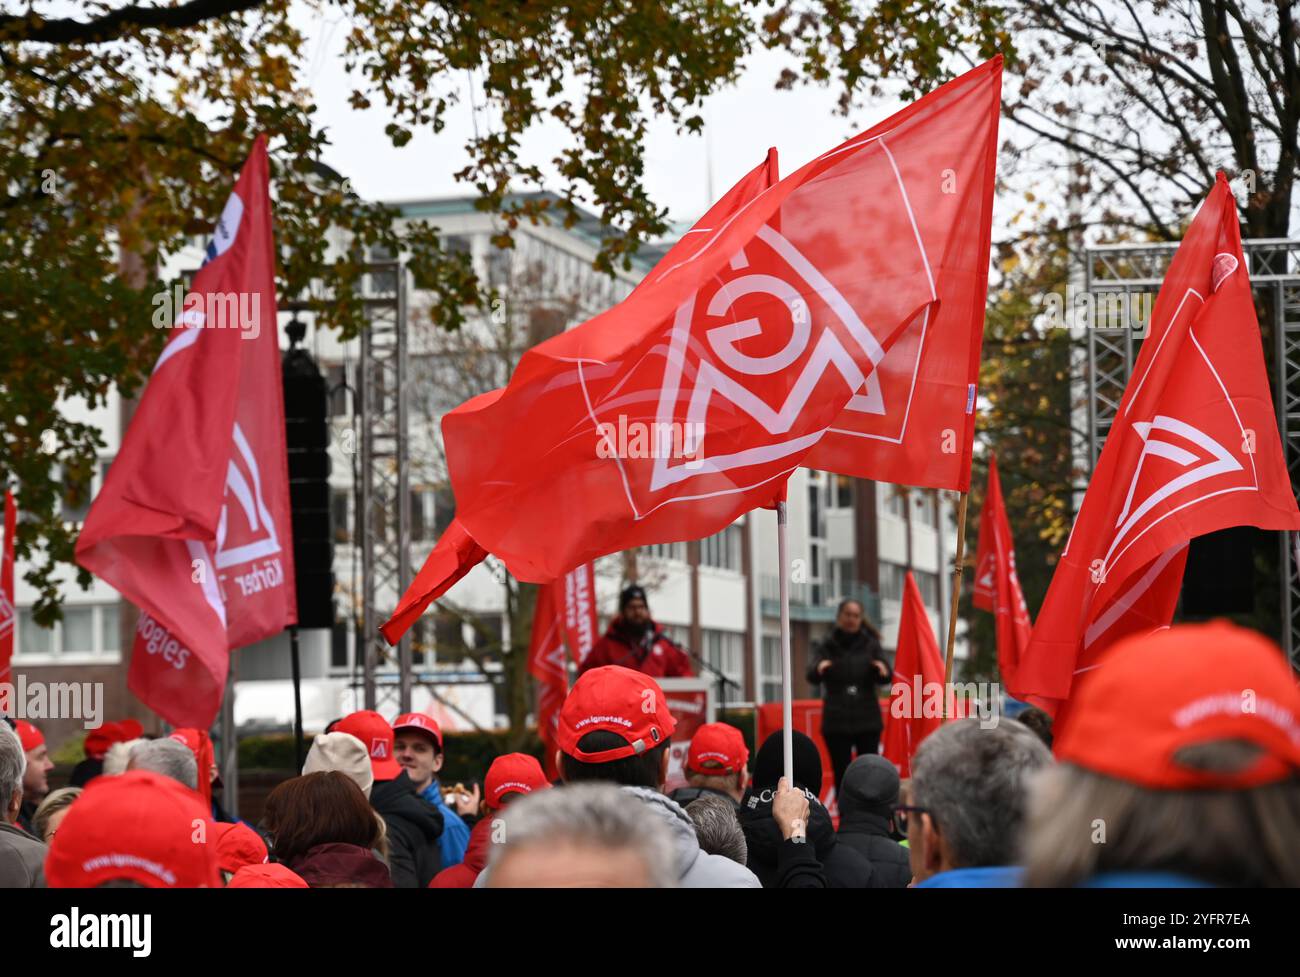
<box><xmin>892</xmin><ymin>804</ymin><xmax>931</xmax><ymax>836</ymax></box>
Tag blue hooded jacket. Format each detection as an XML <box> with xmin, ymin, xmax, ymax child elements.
<box><xmin>420</xmin><ymin>780</ymin><xmax>470</xmax><ymax>867</ymax></box>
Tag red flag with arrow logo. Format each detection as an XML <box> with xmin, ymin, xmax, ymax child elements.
<box><xmin>1011</xmin><ymin>175</ymin><xmax>1300</xmax><ymax>712</ymax></box>
<box><xmin>76</xmin><ymin>137</ymin><xmax>296</xmax><ymax>728</ymax></box>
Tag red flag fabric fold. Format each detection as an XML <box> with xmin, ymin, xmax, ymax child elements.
<box><xmin>1011</xmin><ymin>175</ymin><xmax>1300</xmax><ymax>712</ymax></box>
<box><xmin>971</xmin><ymin>454</ymin><xmax>1033</xmax><ymax>688</ymax></box>
<box><xmin>882</xmin><ymin>571</ymin><xmax>947</xmax><ymax>777</ymax></box>
<box><xmin>443</xmin><ymin>59</ymin><xmax>1003</xmax><ymax>583</ymax></box>
<box><xmin>76</xmin><ymin>136</ymin><xmax>296</xmax><ymax>729</ymax></box>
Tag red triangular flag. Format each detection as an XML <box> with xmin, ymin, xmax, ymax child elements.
<box><xmin>442</xmin><ymin>59</ymin><xmax>1002</xmax><ymax>583</ymax></box>
<box><xmin>882</xmin><ymin>571</ymin><xmax>947</xmax><ymax>777</ymax></box>
<box><xmin>1011</xmin><ymin>175</ymin><xmax>1300</xmax><ymax>712</ymax></box>
<box><xmin>76</xmin><ymin>137</ymin><xmax>296</xmax><ymax>728</ymax></box>
<box><xmin>527</xmin><ymin>581</ymin><xmax>568</xmax><ymax>780</ymax></box>
<box><xmin>971</xmin><ymin>453</ymin><xmax>1033</xmax><ymax>688</ymax></box>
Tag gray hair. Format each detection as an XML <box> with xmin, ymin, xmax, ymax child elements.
<box><xmin>127</xmin><ymin>738</ymin><xmax>198</xmax><ymax>791</ymax></box>
<box><xmin>685</xmin><ymin>794</ymin><xmax>747</xmax><ymax>865</ymax></box>
<box><xmin>0</xmin><ymin>722</ymin><xmax>27</xmax><ymax>819</ymax></box>
<box><xmin>103</xmin><ymin>738</ymin><xmax>143</xmax><ymax>776</ymax></box>
<box><xmin>911</xmin><ymin>718</ymin><xmax>1052</xmax><ymax>868</ymax></box>
<box><xmin>1024</xmin><ymin>745</ymin><xmax>1300</xmax><ymax>888</ymax></box>
<box><xmin>483</xmin><ymin>783</ymin><xmax>677</xmax><ymax>887</ymax></box>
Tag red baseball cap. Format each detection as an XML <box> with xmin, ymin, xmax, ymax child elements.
<box><xmin>14</xmin><ymin>720</ymin><xmax>43</xmax><ymax>753</ymax></box>
<box><xmin>45</xmin><ymin>770</ymin><xmax>222</xmax><ymax>888</ymax></box>
<box><xmin>212</xmin><ymin>821</ymin><xmax>268</xmax><ymax>874</ymax></box>
<box><xmin>227</xmin><ymin>863</ymin><xmax>309</xmax><ymax>888</ymax></box>
<box><xmin>556</xmin><ymin>666</ymin><xmax>676</xmax><ymax>763</ymax></box>
<box><xmin>333</xmin><ymin>710</ymin><xmax>402</xmax><ymax>781</ymax></box>
<box><xmin>1056</xmin><ymin>620</ymin><xmax>1300</xmax><ymax>789</ymax></box>
<box><xmin>393</xmin><ymin>712</ymin><xmax>444</xmax><ymax>750</ymax></box>
<box><xmin>84</xmin><ymin>721</ymin><xmax>124</xmax><ymax>760</ymax></box>
<box><xmin>686</xmin><ymin>723</ymin><xmax>749</xmax><ymax>775</ymax></box>
<box><xmin>484</xmin><ymin>753</ymin><xmax>550</xmax><ymax>809</ymax></box>
<box><xmin>119</xmin><ymin>719</ymin><xmax>145</xmax><ymax>740</ymax></box>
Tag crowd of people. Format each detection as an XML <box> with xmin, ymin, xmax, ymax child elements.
<box><xmin>2</xmin><ymin>617</ymin><xmax>1299</xmax><ymax>887</ymax></box>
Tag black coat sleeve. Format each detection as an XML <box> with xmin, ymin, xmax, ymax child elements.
<box><xmin>776</xmin><ymin>839</ymin><xmax>828</xmax><ymax>888</ymax></box>
<box><xmin>385</xmin><ymin>825</ymin><xmax>419</xmax><ymax>889</ymax></box>
<box><xmin>806</xmin><ymin>639</ymin><xmax>830</xmax><ymax>685</ymax></box>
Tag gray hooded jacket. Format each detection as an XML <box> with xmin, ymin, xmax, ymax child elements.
<box><xmin>621</xmin><ymin>786</ymin><xmax>761</xmax><ymax>888</ymax></box>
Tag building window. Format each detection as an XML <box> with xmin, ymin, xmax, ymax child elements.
<box><xmin>16</xmin><ymin>603</ymin><xmax>122</xmax><ymax>660</ymax></box>
<box><xmin>443</xmin><ymin>234</ymin><xmax>472</xmax><ymax>257</ymax></box>
<box><xmin>760</xmin><ymin>634</ymin><xmax>782</xmax><ymax>703</ymax></box>
<box><xmin>331</xmin><ymin>620</ymin><xmax>350</xmax><ymax>670</ymax></box>
<box><xmin>829</xmin><ymin>558</ymin><xmax>856</xmax><ymax>602</ymax></box>
<box><xmin>914</xmin><ymin>569</ymin><xmax>940</xmax><ymax>609</ymax></box>
<box><xmin>832</xmin><ymin>474</ymin><xmax>853</xmax><ymax>509</ymax></box>
<box><xmin>700</xmin><ymin>523</ymin><xmax>742</xmax><ymax>572</ymax></box>
<box><xmin>331</xmin><ymin>489</ymin><xmax>351</xmax><ymax>544</ymax></box>
<box><xmin>642</xmin><ymin>541</ymin><xmax>686</xmax><ymax>563</ymax></box>
<box><xmin>914</xmin><ymin>490</ymin><xmax>939</xmax><ymax>529</ymax></box>
<box><xmin>701</xmin><ymin>629</ymin><xmax>745</xmax><ymax>693</ymax></box>
<box><xmin>878</xmin><ymin>562</ymin><xmax>907</xmax><ymax>603</ymax></box>
<box><xmin>883</xmin><ymin>486</ymin><xmax>908</xmax><ymax>519</ymax></box>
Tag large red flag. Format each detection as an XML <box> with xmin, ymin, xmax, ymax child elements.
<box><xmin>442</xmin><ymin>59</ymin><xmax>1002</xmax><ymax>583</ymax></box>
<box><xmin>1011</xmin><ymin>175</ymin><xmax>1300</xmax><ymax>712</ymax></box>
<box><xmin>76</xmin><ymin>136</ymin><xmax>296</xmax><ymax>729</ymax></box>
<box><xmin>971</xmin><ymin>453</ymin><xmax>1032</xmax><ymax>688</ymax></box>
<box><xmin>380</xmin><ymin>149</ymin><xmax>783</xmax><ymax>644</ymax></box>
<box><xmin>882</xmin><ymin>571</ymin><xmax>947</xmax><ymax>777</ymax></box>
<box><xmin>0</xmin><ymin>490</ymin><xmax>14</xmax><ymax>684</ymax></box>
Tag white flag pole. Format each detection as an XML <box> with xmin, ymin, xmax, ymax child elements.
<box><xmin>777</xmin><ymin>498</ymin><xmax>794</xmax><ymax>787</ymax></box>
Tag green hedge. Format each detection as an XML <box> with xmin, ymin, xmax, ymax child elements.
<box><xmin>237</xmin><ymin>729</ymin><xmax>546</xmax><ymax>784</ymax></box>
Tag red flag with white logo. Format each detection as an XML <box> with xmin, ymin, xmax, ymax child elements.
<box><xmin>380</xmin><ymin>148</ymin><xmax>782</xmax><ymax>644</ymax></box>
<box><xmin>527</xmin><ymin>581</ymin><xmax>568</xmax><ymax>779</ymax></box>
<box><xmin>560</xmin><ymin>562</ymin><xmax>599</xmax><ymax>666</ymax></box>
<box><xmin>882</xmin><ymin>571</ymin><xmax>947</xmax><ymax>777</ymax></box>
<box><xmin>972</xmin><ymin>453</ymin><xmax>1033</xmax><ymax>688</ymax></box>
<box><xmin>0</xmin><ymin>490</ymin><xmax>15</xmax><ymax>684</ymax></box>
<box><xmin>76</xmin><ymin>136</ymin><xmax>296</xmax><ymax>729</ymax></box>
<box><xmin>1011</xmin><ymin>175</ymin><xmax>1300</xmax><ymax>712</ymax></box>
<box><xmin>441</xmin><ymin>59</ymin><xmax>1002</xmax><ymax>582</ymax></box>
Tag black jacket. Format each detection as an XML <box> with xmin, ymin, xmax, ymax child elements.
<box><xmin>737</xmin><ymin>788</ymin><xmax>875</xmax><ymax>888</ymax></box>
<box><xmin>370</xmin><ymin>772</ymin><xmax>444</xmax><ymax>888</ymax></box>
<box><xmin>836</xmin><ymin>754</ymin><xmax>911</xmax><ymax>887</ymax></box>
<box><xmin>836</xmin><ymin>811</ymin><xmax>912</xmax><ymax>888</ymax></box>
<box><xmin>806</xmin><ymin>627</ymin><xmax>890</xmax><ymax>735</ymax></box>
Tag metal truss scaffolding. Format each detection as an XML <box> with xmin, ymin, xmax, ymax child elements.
<box><xmin>358</xmin><ymin>260</ymin><xmax>412</xmax><ymax>713</ymax></box>
<box><xmin>1081</xmin><ymin>239</ymin><xmax>1300</xmax><ymax>668</ymax></box>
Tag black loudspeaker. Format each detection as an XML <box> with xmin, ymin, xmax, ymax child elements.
<box><xmin>1181</xmin><ymin>526</ymin><xmax>1257</xmax><ymax>617</ymax></box>
<box><xmin>282</xmin><ymin>326</ymin><xmax>336</xmax><ymax>629</ymax></box>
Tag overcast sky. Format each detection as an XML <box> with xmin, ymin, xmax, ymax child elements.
<box><xmin>296</xmin><ymin>4</ymin><xmax>906</xmax><ymax>228</ymax></box>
